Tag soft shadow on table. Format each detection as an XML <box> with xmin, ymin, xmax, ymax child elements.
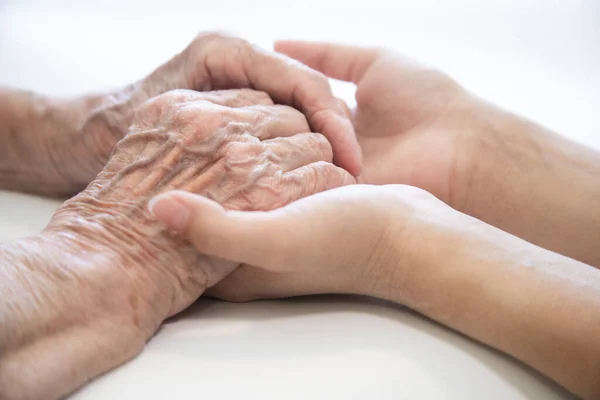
<box><xmin>162</xmin><ymin>295</ymin><xmax>576</xmax><ymax>399</ymax></box>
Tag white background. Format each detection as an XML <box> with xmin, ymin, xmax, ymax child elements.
<box><xmin>0</xmin><ymin>0</ymin><xmax>598</xmax><ymax>398</ymax></box>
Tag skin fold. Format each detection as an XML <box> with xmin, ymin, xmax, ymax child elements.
<box><xmin>0</xmin><ymin>89</ymin><xmax>354</xmax><ymax>400</ymax></box>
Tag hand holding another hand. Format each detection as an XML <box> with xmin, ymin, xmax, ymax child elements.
<box><xmin>9</xmin><ymin>33</ymin><xmax>361</xmax><ymax>196</ymax></box>
<box><xmin>1</xmin><ymin>89</ymin><xmax>354</xmax><ymax>400</ymax></box>
<box><xmin>275</xmin><ymin>41</ymin><xmax>471</xmax><ymax>206</ymax></box>
<box><xmin>150</xmin><ymin>184</ymin><xmax>445</xmax><ymax>303</ymax></box>
<box><xmin>275</xmin><ymin>40</ymin><xmax>600</xmax><ymax>270</ymax></box>
<box><xmin>49</xmin><ymin>88</ymin><xmax>354</xmax><ymax>330</ymax></box>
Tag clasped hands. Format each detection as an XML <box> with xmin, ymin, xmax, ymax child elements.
<box><xmin>4</xmin><ymin>31</ymin><xmax>600</xmax><ymax>400</ymax></box>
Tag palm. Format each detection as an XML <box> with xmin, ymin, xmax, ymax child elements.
<box><xmin>276</xmin><ymin>42</ymin><xmax>469</xmax><ymax>204</ymax></box>
<box><xmin>354</xmin><ymin>57</ymin><xmax>467</xmax><ymax>203</ymax></box>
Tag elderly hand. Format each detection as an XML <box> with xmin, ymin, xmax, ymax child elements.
<box><xmin>1</xmin><ymin>33</ymin><xmax>360</xmax><ymax>197</ymax></box>
<box><xmin>0</xmin><ymin>89</ymin><xmax>354</xmax><ymax>400</ymax></box>
<box><xmin>49</xmin><ymin>88</ymin><xmax>354</xmax><ymax>327</ymax></box>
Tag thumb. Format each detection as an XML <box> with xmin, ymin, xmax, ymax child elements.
<box><xmin>148</xmin><ymin>191</ymin><xmax>295</xmax><ymax>267</ymax></box>
<box><xmin>274</xmin><ymin>40</ymin><xmax>382</xmax><ymax>84</ymax></box>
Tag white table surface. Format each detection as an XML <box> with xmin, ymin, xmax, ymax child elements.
<box><xmin>1</xmin><ymin>1</ymin><xmax>598</xmax><ymax>398</ymax></box>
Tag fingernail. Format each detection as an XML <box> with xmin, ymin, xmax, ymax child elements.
<box><xmin>148</xmin><ymin>193</ymin><xmax>190</xmax><ymax>232</ymax></box>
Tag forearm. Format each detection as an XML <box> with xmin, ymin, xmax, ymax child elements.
<box><xmin>0</xmin><ymin>233</ymin><xmax>146</xmax><ymax>400</ymax></box>
<box><xmin>0</xmin><ymin>83</ymin><xmax>149</xmax><ymax>196</ymax></box>
<box><xmin>462</xmin><ymin>100</ymin><xmax>600</xmax><ymax>267</ymax></box>
<box><xmin>0</xmin><ymin>88</ymin><xmax>102</xmax><ymax>194</ymax></box>
<box><xmin>370</xmin><ymin>210</ymin><xmax>600</xmax><ymax>399</ymax></box>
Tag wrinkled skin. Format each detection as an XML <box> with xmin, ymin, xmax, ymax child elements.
<box><xmin>8</xmin><ymin>33</ymin><xmax>359</xmax><ymax>197</ymax></box>
<box><xmin>44</xmin><ymin>89</ymin><xmax>355</xmax><ymax>336</ymax></box>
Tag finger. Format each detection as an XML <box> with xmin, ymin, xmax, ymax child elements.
<box><xmin>204</xmin><ymin>266</ymin><xmax>261</xmax><ymax>303</ymax></box>
<box><xmin>279</xmin><ymin>161</ymin><xmax>356</xmax><ymax>204</ymax></box>
<box><xmin>204</xmin><ymin>266</ymin><xmax>274</xmax><ymax>303</ymax></box>
<box><xmin>148</xmin><ymin>163</ymin><xmax>356</xmax><ymax>266</ymax></box>
<box><xmin>238</xmin><ymin>105</ymin><xmax>310</xmax><ymax>140</ymax></box>
<box><xmin>131</xmin><ymin>89</ymin><xmax>273</xmax><ymax>131</ymax></box>
<box><xmin>171</xmin><ymin>88</ymin><xmax>274</xmax><ymax>108</ymax></box>
<box><xmin>197</xmin><ymin>33</ymin><xmax>362</xmax><ymax>175</ymax></box>
<box><xmin>274</xmin><ymin>41</ymin><xmax>382</xmax><ymax>84</ymax></box>
<box><xmin>205</xmin><ymin>265</ymin><xmax>296</xmax><ymax>303</ymax></box>
<box><xmin>198</xmin><ymin>89</ymin><xmax>274</xmax><ymax>107</ymax></box>
<box><xmin>148</xmin><ymin>190</ymin><xmax>297</xmax><ymax>268</ymax></box>
<box><xmin>336</xmin><ymin>97</ymin><xmax>353</xmax><ymax>120</ymax></box>
<box><xmin>262</xmin><ymin>132</ymin><xmax>333</xmax><ymax>172</ymax></box>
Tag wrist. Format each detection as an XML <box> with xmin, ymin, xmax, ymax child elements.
<box><xmin>456</xmin><ymin>98</ymin><xmax>600</xmax><ymax>266</ymax></box>
<box><xmin>0</xmin><ymin>83</ymin><xmax>148</xmax><ymax>197</ymax></box>
<box><xmin>360</xmin><ymin>195</ymin><xmax>600</xmax><ymax>399</ymax></box>
<box><xmin>352</xmin><ymin>188</ymin><xmax>447</xmax><ymax>306</ymax></box>
<box><xmin>0</xmin><ymin>91</ymin><xmax>64</xmax><ymax>193</ymax></box>
<box><xmin>0</xmin><ymin>232</ymin><xmax>149</xmax><ymax>399</ymax></box>
<box><xmin>455</xmin><ymin>98</ymin><xmax>543</xmax><ymax>214</ymax></box>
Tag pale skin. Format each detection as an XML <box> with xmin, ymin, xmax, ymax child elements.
<box><xmin>0</xmin><ymin>88</ymin><xmax>354</xmax><ymax>400</ymax></box>
<box><xmin>0</xmin><ymin>32</ymin><xmax>359</xmax><ymax>399</ymax></box>
<box><xmin>149</xmin><ymin>42</ymin><xmax>600</xmax><ymax>399</ymax></box>
<box><xmin>0</xmin><ymin>34</ymin><xmax>599</xmax><ymax>400</ymax></box>
<box><xmin>0</xmin><ymin>32</ymin><xmax>361</xmax><ymax>197</ymax></box>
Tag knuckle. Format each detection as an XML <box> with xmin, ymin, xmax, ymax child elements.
<box><xmin>135</xmin><ymin>90</ymin><xmax>198</xmax><ymax>126</ymax></box>
<box><xmin>154</xmin><ymin>89</ymin><xmax>187</xmax><ymax>104</ymax></box>
<box><xmin>234</xmin><ymin>40</ymin><xmax>255</xmax><ymax>65</ymax></box>
<box><xmin>223</xmin><ymin>140</ymin><xmax>262</xmax><ymax>165</ymax></box>
<box><xmin>193</xmin><ymin>30</ymin><xmax>229</xmax><ymax>45</ymax></box>
<box><xmin>279</xmin><ymin>104</ymin><xmax>306</xmax><ymax>119</ymax></box>
<box><xmin>247</xmin><ymin>105</ymin><xmax>270</xmax><ymax>125</ymax></box>
<box><xmin>238</xmin><ymin>178</ymin><xmax>285</xmax><ymax>211</ymax></box>
<box><xmin>225</xmin><ymin>120</ymin><xmax>249</xmax><ymax>136</ymax></box>
<box><xmin>172</xmin><ymin>103</ymin><xmax>200</xmax><ymax>124</ymax></box>
<box><xmin>175</xmin><ymin>102</ymin><xmax>222</xmax><ymax>129</ymax></box>
<box><xmin>292</xmin><ymin>164</ymin><xmax>321</xmax><ymax>193</ymax></box>
<box><xmin>137</xmin><ymin>94</ymin><xmax>167</xmax><ymax>115</ymax></box>
<box><xmin>308</xmin><ymin>161</ymin><xmax>342</xmax><ymax>190</ymax></box>
<box><xmin>163</xmin><ymin>88</ymin><xmax>199</xmax><ymax>103</ymax></box>
<box><xmin>254</xmin><ymin>91</ymin><xmax>274</xmax><ymax>105</ymax></box>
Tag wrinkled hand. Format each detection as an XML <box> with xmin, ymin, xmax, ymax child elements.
<box><xmin>150</xmin><ymin>184</ymin><xmax>444</xmax><ymax>302</ymax></box>
<box><xmin>276</xmin><ymin>41</ymin><xmax>481</xmax><ymax>207</ymax></box>
<box><xmin>45</xmin><ymin>89</ymin><xmax>355</xmax><ymax>337</ymax></box>
<box><xmin>39</xmin><ymin>33</ymin><xmax>361</xmax><ymax>195</ymax></box>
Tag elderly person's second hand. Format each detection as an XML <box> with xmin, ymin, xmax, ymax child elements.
<box><xmin>0</xmin><ymin>88</ymin><xmax>354</xmax><ymax>399</ymax></box>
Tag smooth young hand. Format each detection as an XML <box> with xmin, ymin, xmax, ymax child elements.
<box><xmin>275</xmin><ymin>40</ymin><xmax>600</xmax><ymax>267</ymax></box>
<box><xmin>150</xmin><ymin>184</ymin><xmax>600</xmax><ymax>400</ymax></box>
<box><xmin>275</xmin><ymin>41</ymin><xmax>470</xmax><ymax>206</ymax></box>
